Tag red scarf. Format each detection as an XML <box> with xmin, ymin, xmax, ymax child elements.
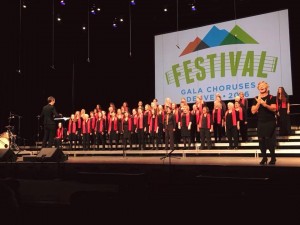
<box><xmin>144</xmin><ymin>111</ymin><xmax>151</xmax><ymax>126</ymax></box>
<box><xmin>276</xmin><ymin>98</ymin><xmax>287</xmax><ymax>110</ymax></box>
<box><xmin>197</xmin><ymin>102</ymin><xmax>203</xmax><ymax>113</ymax></box>
<box><xmin>96</xmin><ymin>119</ymin><xmax>104</xmax><ymax>133</ymax></box>
<box><xmin>82</xmin><ymin>119</ymin><xmax>91</xmax><ymax>134</ymax></box>
<box><xmin>199</xmin><ymin>113</ymin><xmax>211</xmax><ymax>128</ymax></box>
<box><xmin>133</xmin><ymin>114</ymin><xmax>138</xmax><ymax>126</ymax></box>
<box><xmin>240</xmin><ymin>98</ymin><xmax>245</xmax><ymax>106</ymax></box>
<box><xmin>68</xmin><ymin>120</ymin><xmax>77</xmax><ymax>133</ymax></box>
<box><xmin>236</xmin><ymin>108</ymin><xmax>243</xmax><ymax>121</ymax></box>
<box><xmin>195</xmin><ymin>110</ymin><xmax>200</xmax><ymax>124</ymax></box>
<box><xmin>89</xmin><ymin>117</ymin><xmax>96</xmax><ymax>130</ymax></box>
<box><xmin>77</xmin><ymin>117</ymin><xmax>82</xmax><ymax>129</ymax></box>
<box><xmin>122</xmin><ymin>117</ymin><xmax>132</xmax><ymax>132</ymax></box>
<box><xmin>108</xmin><ymin>118</ymin><xmax>118</xmax><ymax>132</ymax></box>
<box><xmin>56</xmin><ymin>128</ymin><xmax>64</xmax><ymax>138</ymax></box>
<box><xmin>180</xmin><ymin>112</ymin><xmax>190</xmax><ymax>127</ymax></box>
<box><xmin>173</xmin><ymin>109</ymin><xmax>179</xmax><ymax>123</ymax></box>
<box><xmin>138</xmin><ymin>114</ymin><xmax>143</xmax><ymax>129</ymax></box>
<box><xmin>213</xmin><ymin>108</ymin><xmax>222</xmax><ymax>124</ymax></box>
<box><xmin>225</xmin><ymin>110</ymin><xmax>237</xmax><ymax>126</ymax></box>
<box><xmin>149</xmin><ymin>115</ymin><xmax>158</xmax><ymax>132</ymax></box>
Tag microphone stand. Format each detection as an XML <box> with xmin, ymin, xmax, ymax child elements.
<box><xmin>17</xmin><ymin>114</ymin><xmax>22</xmax><ymax>145</ymax></box>
<box><xmin>36</xmin><ymin>115</ymin><xmax>41</xmax><ymax>150</ymax></box>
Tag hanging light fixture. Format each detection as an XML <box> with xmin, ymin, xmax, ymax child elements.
<box><xmin>189</xmin><ymin>0</ymin><xmax>197</xmax><ymax>11</ymax></box>
<box><xmin>130</xmin><ymin>0</ymin><xmax>136</xmax><ymax>6</ymax></box>
<box><xmin>59</xmin><ymin>0</ymin><xmax>66</xmax><ymax>6</ymax></box>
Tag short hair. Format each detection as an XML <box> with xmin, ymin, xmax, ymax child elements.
<box><xmin>234</xmin><ymin>96</ymin><xmax>240</xmax><ymax>102</ymax></box>
<box><xmin>47</xmin><ymin>96</ymin><xmax>55</xmax><ymax>103</ymax></box>
<box><xmin>257</xmin><ymin>81</ymin><xmax>269</xmax><ymax>90</ymax></box>
<box><xmin>203</xmin><ymin>106</ymin><xmax>209</xmax><ymax>113</ymax></box>
<box><xmin>227</xmin><ymin>102</ymin><xmax>234</xmax><ymax>108</ymax></box>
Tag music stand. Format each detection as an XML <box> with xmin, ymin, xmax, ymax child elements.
<box><xmin>54</xmin><ymin>117</ymin><xmax>70</xmax><ymax>131</ymax></box>
<box><xmin>54</xmin><ymin>117</ymin><xmax>70</xmax><ymax>122</ymax></box>
<box><xmin>160</xmin><ymin>149</ymin><xmax>180</xmax><ymax>160</ymax></box>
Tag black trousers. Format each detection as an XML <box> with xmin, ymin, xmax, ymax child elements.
<box><xmin>165</xmin><ymin>128</ymin><xmax>174</xmax><ymax>150</ymax></box>
<box><xmin>42</xmin><ymin>124</ymin><xmax>56</xmax><ymax>147</ymax></box>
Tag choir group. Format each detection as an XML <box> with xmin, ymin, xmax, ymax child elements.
<box><xmin>53</xmin><ymin>87</ymin><xmax>291</xmax><ymax>151</ymax></box>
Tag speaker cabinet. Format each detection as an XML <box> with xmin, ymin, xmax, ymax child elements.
<box><xmin>36</xmin><ymin>148</ymin><xmax>67</xmax><ymax>162</ymax></box>
<box><xmin>0</xmin><ymin>149</ymin><xmax>17</xmax><ymax>162</ymax></box>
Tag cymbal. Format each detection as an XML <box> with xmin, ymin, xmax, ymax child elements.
<box><xmin>5</xmin><ymin>125</ymin><xmax>14</xmax><ymax>129</ymax></box>
<box><xmin>8</xmin><ymin>116</ymin><xmax>15</xmax><ymax>119</ymax></box>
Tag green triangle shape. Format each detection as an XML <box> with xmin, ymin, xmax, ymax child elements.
<box><xmin>228</xmin><ymin>25</ymin><xmax>258</xmax><ymax>44</ymax></box>
<box><xmin>221</xmin><ymin>33</ymin><xmax>244</xmax><ymax>45</ymax></box>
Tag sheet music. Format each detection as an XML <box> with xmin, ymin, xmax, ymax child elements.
<box><xmin>54</xmin><ymin>117</ymin><xmax>70</xmax><ymax>121</ymax></box>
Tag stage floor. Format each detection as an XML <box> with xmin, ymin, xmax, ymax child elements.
<box><xmin>2</xmin><ymin>154</ymin><xmax>300</xmax><ymax>224</ymax></box>
<box><xmin>15</xmin><ymin>154</ymin><xmax>300</xmax><ymax>167</ymax></box>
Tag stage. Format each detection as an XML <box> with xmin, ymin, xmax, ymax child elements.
<box><xmin>11</xmin><ymin>154</ymin><xmax>300</xmax><ymax>167</ymax></box>
<box><xmin>1</xmin><ymin>153</ymin><xmax>300</xmax><ymax>224</ymax></box>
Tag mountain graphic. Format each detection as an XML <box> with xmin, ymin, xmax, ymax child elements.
<box><xmin>203</xmin><ymin>26</ymin><xmax>229</xmax><ymax>47</ymax></box>
<box><xmin>180</xmin><ymin>37</ymin><xmax>206</xmax><ymax>56</ymax></box>
<box><xmin>221</xmin><ymin>25</ymin><xmax>258</xmax><ymax>45</ymax></box>
<box><xmin>180</xmin><ymin>25</ymin><xmax>258</xmax><ymax>57</ymax></box>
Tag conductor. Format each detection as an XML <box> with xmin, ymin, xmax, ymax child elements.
<box><xmin>40</xmin><ymin>96</ymin><xmax>61</xmax><ymax>148</ymax></box>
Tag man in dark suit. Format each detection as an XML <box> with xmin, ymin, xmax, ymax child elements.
<box><xmin>164</xmin><ymin>106</ymin><xmax>176</xmax><ymax>150</ymax></box>
<box><xmin>40</xmin><ymin>96</ymin><xmax>60</xmax><ymax>148</ymax></box>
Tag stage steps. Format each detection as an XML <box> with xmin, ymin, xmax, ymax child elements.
<box><xmin>12</xmin><ymin>126</ymin><xmax>300</xmax><ymax>158</ymax></box>
<box><xmin>13</xmin><ymin>147</ymin><xmax>300</xmax><ymax>159</ymax></box>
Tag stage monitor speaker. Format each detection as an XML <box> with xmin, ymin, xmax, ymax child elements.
<box><xmin>36</xmin><ymin>147</ymin><xmax>67</xmax><ymax>162</ymax></box>
<box><xmin>0</xmin><ymin>149</ymin><xmax>17</xmax><ymax>162</ymax></box>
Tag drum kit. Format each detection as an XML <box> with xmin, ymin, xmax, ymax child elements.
<box><xmin>0</xmin><ymin>113</ymin><xmax>20</xmax><ymax>150</ymax></box>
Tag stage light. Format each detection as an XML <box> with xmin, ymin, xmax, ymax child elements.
<box><xmin>130</xmin><ymin>0</ymin><xmax>136</xmax><ymax>6</ymax></box>
<box><xmin>191</xmin><ymin>4</ymin><xmax>196</xmax><ymax>11</ymax></box>
<box><xmin>22</xmin><ymin>0</ymin><xmax>27</xmax><ymax>8</ymax></box>
<box><xmin>60</xmin><ymin>0</ymin><xmax>66</xmax><ymax>6</ymax></box>
<box><xmin>112</xmin><ymin>17</ymin><xmax>124</xmax><ymax>28</ymax></box>
<box><xmin>57</xmin><ymin>15</ymin><xmax>61</xmax><ymax>21</ymax></box>
<box><xmin>90</xmin><ymin>9</ymin><xmax>96</xmax><ymax>15</ymax></box>
<box><xmin>90</xmin><ymin>4</ymin><xmax>100</xmax><ymax>15</ymax></box>
<box><xmin>164</xmin><ymin>7</ymin><xmax>168</xmax><ymax>12</ymax></box>
<box><xmin>82</xmin><ymin>25</ymin><xmax>86</xmax><ymax>30</ymax></box>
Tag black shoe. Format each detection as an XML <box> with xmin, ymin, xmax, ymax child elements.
<box><xmin>269</xmin><ymin>158</ymin><xmax>276</xmax><ymax>165</ymax></box>
<box><xmin>259</xmin><ymin>157</ymin><xmax>268</xmax><ymax>165</ymax></box>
